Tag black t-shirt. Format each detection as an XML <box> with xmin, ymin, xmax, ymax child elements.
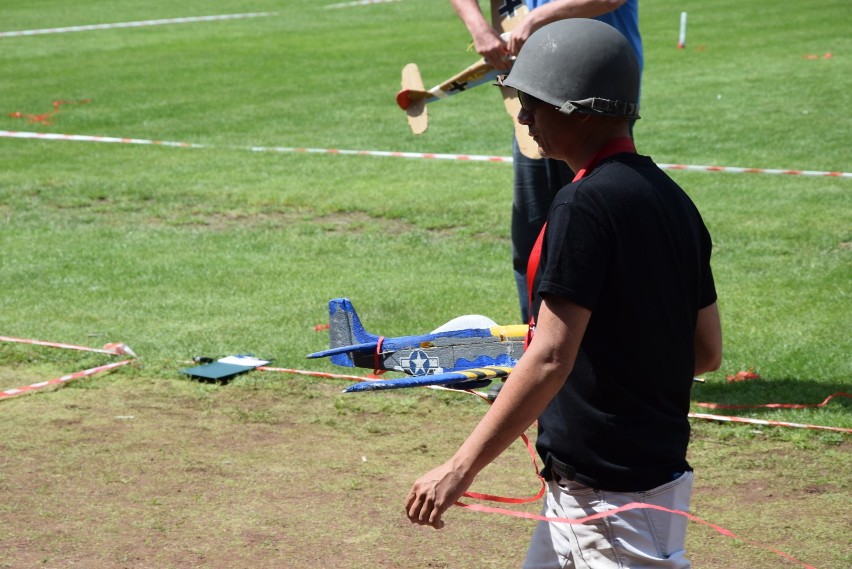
<box><xmin>531</xmin><ymin>153</ymin><xmax>717</xmax><ymax>492</ymax></box>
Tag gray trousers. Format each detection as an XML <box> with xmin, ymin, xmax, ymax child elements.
<box><xmin>522</xmin><ymin>472</ymin><xmax>693</xmax><ymax>569</ymax></box>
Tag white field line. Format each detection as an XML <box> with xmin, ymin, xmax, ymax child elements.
<box><xmin>0</xmin><ymin>12</ymin><xmax>277</xmax><ymax>38</ymax></box>
<box><xmin>326</xmin><ymin>0</ymin><xmax>402</xmax><ymax>9</ymax></box>
<box><xmin>1</xmin><ymin>130</ymin><xmax>850</xmax><ymax>178</ymax></box>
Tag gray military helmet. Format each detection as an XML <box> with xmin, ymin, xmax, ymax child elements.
<box><xmin>502</xmin><ymin>18</ymin><xmax>640</xmax><ymax>120</ymax></box>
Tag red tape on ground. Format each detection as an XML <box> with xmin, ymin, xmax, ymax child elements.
<box><xmin>258</xmin><ymin>366</ymin><xmax>379</xmax><ymax>382</ymax></box>
<box><xmin>697</xmin><ymin>391</ymin><xmax>850</xmax><ymax>410</ymax></box>
<box><xmin>264</xmin><ymin>368</ymin><xmax>851</xmax><ymax>433</ymax></box>
<box><xmin>454</xmin><ymin>499</ymin><xmax>817</xmax><ymax>569</ymax></box>
<box><xmin>688</xmin><ymin>412</ymin><xmax>852</xmax><ymax>433</ymax></box>
<box><xmin>463</xmin><ymin>432</ymin><xmax>545</xmax><ymax>505</ymax></box>
<box><xmin>259</xmin><ymin>368</ymin><xmax>827</xmax><ymax>565</ymax></box>
<box><xmin>0</xmin><ymin>336</ymin><xmax>137</xmax><ymax>399</ymax></box>
<box><xmin>0</xmin><ymin>359</ymin><xmax>133</xmax><ymax>400</ymax></box>
<box><xmin>0</xmin><ymin>335</ymin><xmax>134</xmax><ymax>355</ymax></box>
<box><xmin>691</xmin><ymin>392</ymin><xmax>852</xmax><ymax>433</ymax></box>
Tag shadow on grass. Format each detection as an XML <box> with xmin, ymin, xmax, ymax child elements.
<box><xmin>691</xmin><ymin>376</ymin><xmax>850</xmax><ymax>414</ymax></box>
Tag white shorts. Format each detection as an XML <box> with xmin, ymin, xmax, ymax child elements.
<box><xmin>522</xmin><ymin>471</ymin><xmax>694</xmax><ymax>569</ymax></box>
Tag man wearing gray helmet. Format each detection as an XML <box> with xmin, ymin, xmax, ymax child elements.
<box><xmin>405</xmin><ymin>19</ymin><xmax>722</xmax><ymax>568</ymax></box>
<box><xmin>451</xmin><ymin>0</ymin><xmax>642</xmax><ymax>327</ymax></box>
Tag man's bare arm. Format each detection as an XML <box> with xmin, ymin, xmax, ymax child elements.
<box><xmin>449</xmin><ymin>0</ymin><xmax>508</xmax><ymax>68</ymax></box>
<box><xmin>405</xmin><ymin>295</ymin><xmax>591</xmax><ymax>529</ymax></box>
<box><xmin>694</xmin><ymin>302</ymin><xmax>722</xmax><ymax>375</ymax></box>
<box><xmin>508</xmin><ymin>0</ymin><xmax>627</xmax><ymax>53</ymax></box>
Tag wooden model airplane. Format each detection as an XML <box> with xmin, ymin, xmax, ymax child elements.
<box><xmin>306</xmin><ymin>298</ymin><xmax>527</xmax><ymax>392</ymax></box>
<box><xmin>396</xmin><ymin>0</ymin><xmax>541</xmax><ymax>159</ymax></box>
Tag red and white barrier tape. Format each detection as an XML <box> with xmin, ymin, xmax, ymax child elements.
<box><xmin>691</xmin><ymin>392</ymin><xmax>852</xmax><ymax>433</ymax></box>
<box><xmin>658</xmin><ymin>162</ymin><xmax>851</xmax><ymax>178</ymax></box>
<box><xmin>326</xmin><ymin>0</ymin><xmax>402</xmax><ymax>8</ymax></box>
<box><xmin>0</xmin><ymin>335</ymin><xmax>136</xmax><ymax>356</ymax></box>
<box><xmin>0</xmin><ymin>13</ymin><xmax>277</xmax><ymax>38</ymax></box>
<box><xmin>0</xmin><ymin>130</ymin><xmax>202</xmax><ymax>148</ymax></box>
<box><xmin>2</xmin><ymin>130</ymin><xmax>849</xmax><ymax>178</ymax></box>
<box><xmin>0</xmin><ymin>336</ymin><xmax>137</xmax><ymax>399</ymax></box>
<box><xmin>0</xmin><ymin>359</ymin><xmax>133</xmax><ymax>400</ymax></box>
<box><xmin>258</xmin><ymin>366</ymin><xmax>378</xmax><ymax>382</ymax></box>
<box><xmin>688</xmin><ymin>412</ymin><xmax>851</xmax><ymax>434</ymax></box>
<box><xmin>696</xmin><ymin>391</ymin><xmax>850</xmax><ymax>410</ymax></box>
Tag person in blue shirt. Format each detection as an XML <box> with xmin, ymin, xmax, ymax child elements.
<box><xmin>450</xmin><ymin>0</ymin><xmax>642</xmax><ymax>325</ymax></box>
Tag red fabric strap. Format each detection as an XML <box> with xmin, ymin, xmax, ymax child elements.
<box><xmin>453</xmin><ymin>499</ymin><xmax>817</xmax><ymax>569</ymax></box>
<box><xmin>372</xmin><ymin>336</ymin><xmax>387</xmax><ymax>376</ymax></box>
<box><xmin>525</xmin><ymin>137</ymin><xmax>636</xmax><ymax>347</ymax></box>
<box><xmin>462</xmin><ymin>432</ymin><xmax>545</xmax><ymax>505</ymax></box>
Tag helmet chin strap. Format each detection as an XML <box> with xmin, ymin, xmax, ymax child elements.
<box><xmin>560</xmin><ymin>97</ymin><xmax>640</xmax><ymax>120</ymax></box>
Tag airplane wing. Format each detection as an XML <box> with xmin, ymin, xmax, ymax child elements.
<box><xmin>306</xmin><ymin>341</ymin><xmax>378</xmax><ymax>360</ymax></box>
<box><xmin>342</xmin><ymin>365</ymin><xmax>513</xmax><ymax>393</ymax></box>
<box><xmin>399</xmin><ymin>63</ymin><xmax>429</xmax><ymax>135</ymax></box>
<box><xmin>490</xmin><ymin>0</ymin><xmax>539</xmax><ymax>159</ymax></box>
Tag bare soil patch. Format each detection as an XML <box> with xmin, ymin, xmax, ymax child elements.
<box><xmin>0</xmin><ymin>372</ymin><xmax>848</xmax><ymax>568</ymax></box>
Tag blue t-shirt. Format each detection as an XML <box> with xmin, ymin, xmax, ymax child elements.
<box><xmin>524</xmin><ymin>0</ymin><xmax>642</xmax><ymax>71</ymax></box>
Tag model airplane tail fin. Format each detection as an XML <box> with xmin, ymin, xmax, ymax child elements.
<box><xmin>396</xmin><ymin>86</ymin><xmax>430</xmax><ymax>111</ymax></box>
<box><xmin>400</xmin><ymin>63</ymin><xmax>428</xmax><ymax>134</ymax></box>
<box><xmin>327</xmin><ymin>298</ymin><xmax>380</xmax><ymax>367</ymax></box>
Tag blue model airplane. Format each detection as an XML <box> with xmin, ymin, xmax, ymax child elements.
<box><xmin>306</xmin><ymin>298</ymin><xmax>527</xmax><ymax>393</ymax></box>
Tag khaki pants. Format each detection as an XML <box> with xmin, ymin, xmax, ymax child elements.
<box><xmin>523</xmin><ymin>472</ymin><xmax>693</xmax><ymax>569</ymax></box>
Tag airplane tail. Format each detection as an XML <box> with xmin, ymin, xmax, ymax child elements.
<box><xmin>400</xmin><ymin>63</ymin><xmax>428</xmax><ymax>134</ymax></box>
<box><xmin>327</xmin><ymin>298</ymin><xmax>380</xmax><ymax>367</ymax></box>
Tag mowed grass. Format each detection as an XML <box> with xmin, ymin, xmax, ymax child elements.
<box><xmin>0</xmin><ymin>0</ymin><xmax>849</xmax><ymax>568</ymax></box>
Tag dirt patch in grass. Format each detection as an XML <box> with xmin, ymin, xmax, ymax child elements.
<box><xmin>0</xmin><ymin>371</ymin><xmax>848</xmax><ymax>569</ymax></box>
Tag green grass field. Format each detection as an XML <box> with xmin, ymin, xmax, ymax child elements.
<box><xmin>0</xmin><ymin>0</ymin><xmax>850</xmax><ymax>567</ymax></box>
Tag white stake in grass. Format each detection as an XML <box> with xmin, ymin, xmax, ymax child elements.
<box><xmin>677</xmin><ymin>12</ymin><xmax>687</xmax><ymax>49</ymax></box>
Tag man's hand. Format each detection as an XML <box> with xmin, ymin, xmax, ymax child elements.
<box><xmin>472</xmin><ymin>28</ymin><xmax>510</xmax><ymax>70</ymax></box>
<box><xmin>405</xmin><ymin>462</ymin><xmax>473</xmax><ymax>530</ymax></box>
<box><xmin>450</xmin><ymin>0</ymin><xmax>511</xmax><ymax>70</ymax></box>
<box><xmin>506</xmin><ymin>16</ymin><xmax>536</xmax><ymax>55</ymax></box>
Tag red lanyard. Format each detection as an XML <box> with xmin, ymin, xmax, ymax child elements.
<box><xmin>525</xmin><ymin>137</ymin><xmax>636</xmax><ymax>347</ymax></box>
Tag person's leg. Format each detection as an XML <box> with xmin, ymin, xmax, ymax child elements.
<box><xmin>599</xmin><ymin>472</ymin><xmax>693</xmax><ymax>568</ymax></box>
<box><xmin>523</xmin><ymin>473</ymin><xmax>694</xmax><ymax>569</ymax></box>
<box><xmin>523</xmin><ymin>478</ymin><xmax>621</xmax><ymax>569</ymax></box>
<box><xmin>512</xmin><ymin>137</ymin><xmax>573</xmax><ymax>323</ymax></box>
<box><xmin>522</xmin><ymin>513</ymin><xmax>564</xmax><ymax>569</ymax></box>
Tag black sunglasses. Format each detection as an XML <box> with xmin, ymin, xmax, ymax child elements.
<box><xmin>495</xmin><ymin>76</ymin><xmax>547</xmax><ymax>112</ymax></box>
<box><xmin>517</xmin><ymin>90</ymin><xmax>544</xmax><ymax>112</ymax></box>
